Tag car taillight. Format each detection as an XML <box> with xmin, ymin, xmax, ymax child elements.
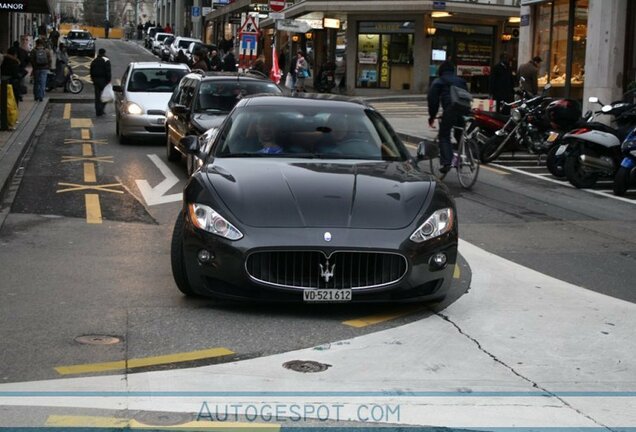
<box><xmin>571</xmin><ymin>128</ymin><xmax>590</xmax><ymax>135</ymax></box>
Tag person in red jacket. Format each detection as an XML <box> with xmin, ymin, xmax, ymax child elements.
<box><xmin>164</xmin><ymin>23</ymin><xmax>173</xmax><ymax>34</ymax></box>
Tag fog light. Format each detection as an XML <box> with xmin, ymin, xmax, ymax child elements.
<box><xmin>198</xmin><ymin>249</ymin><xmax>213</xmax><ymax>263</ymax></box>
<box><xmin>430</xmin><ymin>252</ymin><xmax>447</xmax><ymax>269</ymax></box>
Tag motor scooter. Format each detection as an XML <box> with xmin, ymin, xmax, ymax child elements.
<box><xmin>46</xmin><ymin>66</ymin><xmax>83</xmax><ymax>94</ymax></box>
<box><xmin>613</xmin><ymin>126</ymin><xmax>636</xmax><ymax>195</ymax></box>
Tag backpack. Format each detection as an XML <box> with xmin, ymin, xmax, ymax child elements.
<box><xmin>449</xmin><ymin>84</ymin><xmax>473</xmax><ymax>114</ymax></box>
<box><xmin>34</xmin><ymin>49</ymin><xmax>48</xmax><ymax>67</ymax></box>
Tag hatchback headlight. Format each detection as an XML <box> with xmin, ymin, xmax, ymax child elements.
<box><xmin>188</xmin><ymin>203</ymin><xmax>243</xmax><ymax>240</ymax></box>
<box><xmin>410</xmin><ymin>208</ymin><xmax>454</xmax><ymax>243</ymax></box>
<box><xmin>124</xmin><ymin>102</ymin><xmax>143</xmax><ymax>115</ymax></box>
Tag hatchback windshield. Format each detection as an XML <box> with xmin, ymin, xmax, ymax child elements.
<box><xmin>195</xmin><ymin>80</ymin><xmax>281</xmax><ymax>113</ymax></box>
<box><xmin>128</xmin><ymin>69</ymin><xmax>187</xmax><ymax>93</ymax></box>
<box><xmin>215</xmin><ymin>105</ymin><xmax>409</xmax><ymax>161</ymax></box>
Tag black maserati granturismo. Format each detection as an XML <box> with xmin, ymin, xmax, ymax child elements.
<box><xmin>171</xmin><ymin>94</ymin><xmax>458</xmax><ymax>302</ymax></box>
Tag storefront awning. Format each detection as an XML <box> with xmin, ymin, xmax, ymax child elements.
<box><xmin>0</xmin><ymin>0</ymin><xmax>53</xmax><ymax>13</ymax></box>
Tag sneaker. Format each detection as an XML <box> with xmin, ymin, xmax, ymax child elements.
<box><xmin>439</xmin><ymin>165</ymin><xmax>451</xmax><ymax>174</ymax></box>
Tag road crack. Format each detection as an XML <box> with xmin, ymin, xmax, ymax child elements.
<box><xmin>435</xmin><ymin>311</ymin><xmax>617</xmax><ymax>431</ymax></box>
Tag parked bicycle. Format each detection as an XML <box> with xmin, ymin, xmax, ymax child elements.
<box><xmin>417</xmin><ymin>117</ymin><xmax>480</xmax><ymax>189</ymax></box>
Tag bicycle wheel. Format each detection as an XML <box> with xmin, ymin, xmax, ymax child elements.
<box><xmin>457</xmin><ymin>136</ymin><xmax>480</xmax><ymax>189</ymax></box>
<box><xmin>428</xmin><ymin>139</ymin><xmax>448</xmax><ymax>180</ymax></box>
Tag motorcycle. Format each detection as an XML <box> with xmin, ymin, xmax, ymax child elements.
<box><xmin>560</xmin><ymin>100</ymin><xmax>636</xmax><ymax>188</ymax></box>
<box><xmin>479</xmin><ymin>83</ymin><xmax>553</xmax><ymax>163</ymax></box>
<box><xmin>46</xmin><ymin>67</ymin><xmax>83</xmax><ymax>94</ymax></box>
<box><xmin>613</xmin><ymin>126</ymin><xmax>636</xmax><ymax>195</ymax></box>
<box><xmin>314</xmin><ymin>61</ymin><xmax>336</xmax><ymax>93</ymax></box>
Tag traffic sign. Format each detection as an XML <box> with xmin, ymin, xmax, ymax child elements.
<box><xmin>269</xmin><ymin>0</ymin><xmax>285</xmax><ymax>12</ymax></box>
<box><xmin>275</xmin><ymin>19</ymin><xmax>310</xmax><ymax>33</ymax></box>
<box><xmin>191</xmin><ymin>6</ymin><xmax>201</xmax><ymax>17</ymax></box>
<box><xmin>239</xmin><ymin>14</ymin><xmax>259</xmax><ymax>35</ymax></box>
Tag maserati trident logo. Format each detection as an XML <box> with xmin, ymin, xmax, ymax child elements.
<box><xmin>319</xmin><ymin>259</ymin><xmax>336</xmax><ymax>283</ymax></box>
<box><xmin>324</xmin><ymin>232</ymin><xmax>332</xmax><ymax>242</ymax></box>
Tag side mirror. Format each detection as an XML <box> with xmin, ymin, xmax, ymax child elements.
<box><xmin>112</xmin><ymin>85</ymin><xmax>123</xmax><ymax>92</ymax></box>
<box><xmin>601</xmin><ymin>105</ymin><xmax>613</xmax><ymax>113</ymax></box>
<box><xmin>588</xmin><ymin>96</ymin><xmax>599</xmax><ymax>104</ymax></box>
<box><xmin>519</xmin><ymin>76</ymin><xmax>526</xmax><ymax>83</ymax></box>
<box><xmin>172</xmin><ymin>104</ymin><xmax>189</xmax><ymax>115</ymax></box>
<box><xmin>180</xmin><ymin>135</ymin><xmax>200</xmax><ymax>154</ymax></box>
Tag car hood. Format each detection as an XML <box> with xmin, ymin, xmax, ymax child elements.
<box><xmin>204</xmin><ymin>159</ymin><xmax>432</xmax><ymax>229</ymax></box>
<box><xmin>125</xmin><ymin>92</ymin><xmax>172</xmax><ymax>113</ymax></box>
<box><xmin>192</xmin><ymin>113</ymin><xmax>228</xmax><ymax>131</ymax></box>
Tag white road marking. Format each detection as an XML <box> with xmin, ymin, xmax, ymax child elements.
<box><xmin>135</xmin><ymin>154</ymin><xmax>182</xmax><ymax>206</ymax></box>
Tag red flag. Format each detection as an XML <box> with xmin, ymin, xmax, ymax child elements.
<box><xmin>270</xmin><ymin>45</ymin><xmax>282</xmax><ymax>84</ymax></box>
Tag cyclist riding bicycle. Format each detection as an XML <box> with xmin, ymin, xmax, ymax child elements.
<box><xmin>428</xmin><ymin>61</ymin><xmax>469</xmax><ymax>174</ymax></box>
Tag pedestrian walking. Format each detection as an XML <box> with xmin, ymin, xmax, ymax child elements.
<box><xmin>89</xmin><ymin>48</ymin><xmax>111</xmax><ymax>117</ymax></box>
<box><xmin>222</xmin><ymin>48</ymin><xmax>237</xmax><ymax>72</ymax></box>
<box><xmin>490</xmin><ymin>53</ymin><xmax>515</xmax><ymax>114</ymax></box>
<box><xmin>294</xmin><ymin>50</ymin><xmax>308</xmax><ymax>94</ymax></box>
<box><xmin>137</xmin><ymin>22</ymin><xmax>144</xmax><ymax>40</ymax></box>
<box><xmin>518</xmin><ymin>56</ymin><xmax>542</xmax><ymax>96</ymax></box>
<box><xmin>1</xmin><ymin>47</ymin><xmax>22</xmax><ymax>106</ymax></box>
<box><xmin>191</xmin><ymin>51</ymin><xmax>208</xmax><ymax>71</ymax></box>
<box><xmin>104</xmin><ymin>19</ymin><xmax>111</xmax><ymax>39</ymax></box>
<box><xmin>428</xmin><ymin>61</ymin><xmax>469</xmax><ymax>174</ymax></box>
<box><xmin>208</xmin><ymin>49</ymin><xmax>222</xmax><ymax>71</ymax></box>
<box><xmin>29</xmin><ymin>39</ymin><xmax>51</xmax><ymax>102</ymax></box>
<box><xmin>49</xmin><ymin>27</ymin><xmax>60</xmax><ymax>52</ymax></box>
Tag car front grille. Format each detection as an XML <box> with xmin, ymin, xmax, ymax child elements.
<box><xmin>147</xmin><ymin>110</ymin><xmax>165</xmax><ymax>116</ymax></box>
<box><xmin>144</xmin><ymin>126</ymin><xmax>166</xmax><ymax>133</ymax></box>
<box><xmin>246</xmin><ymin>251</ymin><xmax>408</xmax><ymax>290</ymax></box>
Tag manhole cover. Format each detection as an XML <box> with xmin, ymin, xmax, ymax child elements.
<box><xmin>282</xmin><ymin>360</ymin><xmax>331</xmax><ymax>373</ymax></box>
<box><xmin>74</xmin><ymin>335</ymin><xmax>121</xmax><ymax>345</ymax></box>
<box><xmin>133</xmin><ymin>411</ymin><xmax>194</xmax><ymax>426</ymax></box>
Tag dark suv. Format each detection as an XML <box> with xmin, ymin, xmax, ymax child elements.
<box><xmin>165</xmin><ymin>71</ymin><xmax>283</xmax><ymax>174</ymax></box>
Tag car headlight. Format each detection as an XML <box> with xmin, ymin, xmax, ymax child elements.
<box><xmin>124</xmin><ymin>102</ymin><xmax>143</xmax><ymax>115</ymax></box>
<box><xmin>188</xmin><ymin>203</ymin><xmax>243</xmax><ymax>240</ymax></box>
<box><xmin>409</xmin><ymin>208</ymin><xmax>454</xmax><ymax>243</ymax></box>
<box><xmin>511</xmin><ymin>108</ymin><xmax>523</xmax><ymax>122</ymax></box>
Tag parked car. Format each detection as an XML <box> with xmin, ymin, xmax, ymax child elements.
<box><xmin>187</xmin><ymin>42</ymin><xmax>217</xmax><ymax>61</ymax></box>
<box><xmin>170</xmin><ymin>94</ymin><xmax>458</xmax><ymax>301</ymax></box>
<box><xmin>144</xmin><ymin>27</ymin><xmax>159</xmax><ymax>49</ymax></box>
<box><xmin>165</xmin><ymin>71</ymin><xmax>283</xmax><ymax>174</ymax></box>
<box><xmin>160</xmin><ymin>35</ymin><xmax>175</xmax><ymax>61</ymax></box>
<box><xmin>64</xmin><ymin>30</ymin><xmax>96</xmax><ymax>57</ymax></box>
<box><xmin>169</xmin><ymin>37</ymin><xmax>202</xmax><ymax>62</ymax></box>
<box><xmin>151</xmin><ymin>32</ymin><xmax>173</xmax><ymax>55</ymax></box>
<box><xmin>113</xmin><ymin>62</ymin><xmax>190</xmax><ymax>144</ymax></box>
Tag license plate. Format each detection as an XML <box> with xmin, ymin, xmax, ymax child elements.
<box><xmin>555</xmin><ymin>144</ymin><xmax>568</xmax><ymax>156</ymax></box>
<box><xmin>547</xmin><ymin>132</ymin><xmax>559</xmax><ymax>143</ymax></box>
<box><xmin>303</xmin><ymin>289</ymin><xmax>352</xmax><ymax>302</ymax></box>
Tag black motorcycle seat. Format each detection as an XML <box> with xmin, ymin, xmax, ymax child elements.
<box><xmin>584</xmin><ymin>121</ymin><xmax>617</xmax><ymax>134</ymax></box>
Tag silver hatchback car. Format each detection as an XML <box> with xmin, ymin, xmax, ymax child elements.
<box><xmin>114</xmin><ymin>62</ymin><xmax>189</xmax><ymax>144</ymax></box>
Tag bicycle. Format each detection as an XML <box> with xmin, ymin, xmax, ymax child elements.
<box><xmin>425</xmin><ymin>116</ymin><xmax>480</xmax><ymax>189</ymax></box>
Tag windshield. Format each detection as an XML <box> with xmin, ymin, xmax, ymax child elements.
<box><xmin>127</xmin><ymin>68</ymin><xmax>187</xmax><ymax>93</ymax></box>
<box><xmin>215</xmin><ymin>105</ymin><xmax>409</xmax><ymax>161</ymax></box>
<box><xmin>68</xmin><ymin>32</ymin><xmax>91</xmax><ymax>40</ymax></box>
<box><xmin>179</xmin><ymin>40</ymin><xmax>195</xmax><ymax>48</ymax></box>
<box><xmin>156</xmin><ymin>34</ymin><xmax>170</xmax><ymax>42</ymax></box>
<box><xmin>195</xmin><ymin>81</ymin><xmax>282</xmax><ymax>113</ymax></box>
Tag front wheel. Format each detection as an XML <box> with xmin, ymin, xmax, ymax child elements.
<box><xmin>166</xmin><ymin>132</ymin><xmax>181</xmax><ymax>162</ymax></box>
<box><xmin>480</xmin><ymin>134</ymin><xmax>506</xmax><ymax>163</ymax></box>
<box><xmin>613</xmin><ymin>166</ymin><xmax>632</xmax><ymax>196</ymax></box>
<box><xmin>171</xmin><ymin>212</ymin><xmax>196</xmax><ymax>296</ymax></box>
<box><xmin>66</xmin><ymin>77</ymin><xmax>83</xmax><ymax>94</ymax></box>
<box><xmin>546</xmin><ymin>144</ymin><xmax>566</xmax><ymax>178</ymax></box>
<box><xmin>564</xmin><ymin>146</ymin><xmax>600</xmax><ymax>188</ymax></box>
<box><xmin>457</xmin><ymin>139</ymin><xmax>480</xmax><ymax>189</ymax></box>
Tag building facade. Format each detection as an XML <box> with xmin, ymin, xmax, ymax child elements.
<box><xmin>519</xmin><ymin>0</ymin><xmax>635</xmax><ymax>111</ymax></box>
<box><xmin>0</xmin><ymin>0</ymin><xmax>53</xmax><ymax>50</ymax></box>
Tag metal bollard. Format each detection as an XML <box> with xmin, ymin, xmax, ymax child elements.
<box><xmin>1</xmin><ymin>79</ymin><xmax>8</xmax><ymax>131</ymax></box>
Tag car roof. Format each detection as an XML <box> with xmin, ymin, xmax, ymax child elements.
<box><xmin>238</xmin><ymin>94</ymin><xmax>372</xmax><ymax>110</ymax></box>
<box><xmin>130</xmin><ymin>62</ymin><xmax>190</xmax><ymax>70</ymax></box>
<box><xmin>182</xmin><ymin>71</ymin><xmax>275</xmax><ymax>82</ymax></box>
<box><xmin>176</xmin><ymin>37</ymin><xmax>201</xmax><ymax>41</ymax></box>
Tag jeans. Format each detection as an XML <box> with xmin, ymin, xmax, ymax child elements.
<box><xmin>438</xmin><ymin>108</ymin><xmax>464</xmax><ymax>166</ymax></box>
<box><xmin>33</xmin><ymin>69</ymin><xmax>48</xmax><ymax>101</ymax></box>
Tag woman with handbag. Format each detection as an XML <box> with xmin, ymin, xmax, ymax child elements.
<box><xmin>294</xmin><ymin>50</ymin><xmax>308</xmax><ymax>94</ymax></box>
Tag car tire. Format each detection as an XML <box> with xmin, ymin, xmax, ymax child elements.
<box><xmin>171</xmin><ymin>211</ymin><xmax>196</xmax><ymax>296</ymax></box>
<box><xmin>116</xmin><ymin>117</ymin><xmax>130</xmax><ymax>145</ymax></box>
<box><xmin>166</xmin><ymin>132</ymin><xmax>181</xmax><ymax>162</ymax></box>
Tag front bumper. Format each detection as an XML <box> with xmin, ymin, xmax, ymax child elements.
<box><xmin>119</xmin><ymin>112</ymin><xmax>166</xmax><ymax>137</ymax></box>
<box><xmin>181</xmin><ymin>215</ymin><xmax>458</xmax><ymax>303</ymax></box>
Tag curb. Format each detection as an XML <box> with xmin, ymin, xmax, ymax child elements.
<box><xmin>0</xmin><ymin>99</ymin><xmax>48</xmax><ymax>219</ymax></box>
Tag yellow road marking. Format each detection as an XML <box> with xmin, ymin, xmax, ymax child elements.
<box><xmin>82</xmin><ymin>143</ymin><xmax>92</xmax><ymax>156</ymax></box>
<box><xmin>343</xmin><ymin>304</ymin><xmax>425</xmax><ymax>328</ymax></box>
<box><xmin>85</xmin><ymin>194</ymin><xmax>102</xmax><ymax>224</ymax></box>
<box><xmin>454</xmin><ymin>264</ymin><xmax>461</xmax><ymax>279</ymax></box>
<box><xmin>63</xmin><ymin>103</ymin><xmax>71</xmax><ymax>119</ymax></box>
<box><xmin>54</xmin><ymin>347</ymin><xmax>235</xmax><ymax>375</ymax></box>
<box><xmin>62</xmin><ymin>155</ymin><xmax>113</xmax><ymax>163</ymax></box>
<box><xmin>45</xmin><ymin>415</ymin><xmax>279</xmax><ymax>430</ymax></box>
<box><xmin>481</xmin><ymin>164</ymin><xmax>510</xmax><ymax>175</ymax></box>
<box><xmin>70</xmin><ymin>118</ymin><xmax>94</xmax><ymax>129</ymax></box>
<box><xmin>83</xmin><ymin>163</ymin><xmax>96</xmax><ymax>182</ymax></box>
<box><xmin>81</xmin><ymin>128</ymin><xmax>91</xmax><ymax>140</ymax></box>
<box><xmin>56</xmin><ymin>182</ymin><xmax>124</xmax><ymax>194</ymax></box>
<box><xmin>65</xmin><ymin>138</ymin><xmax>108</xmax><ymax>145</ymax></box>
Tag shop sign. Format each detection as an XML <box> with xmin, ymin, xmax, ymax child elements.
<box><xmin>380</xmin><ymin>38</ymin><xmax>390</xmax><ymax>87</ymax></box>
<box><xmin>276</xmin><ymin>19</ymin><xmax>310</xmax><ymax>33</ymax></box>
<box><xmin>457</xmin><ymin>65</ymin><xmax>491</xmax><ymax>77</ymax></box>
<box><xmin>432</xmin><ymin>1</ymin><xmax>446</xmax><ymax>10</ymax></box>
<box><xmin>358</xmin><ymin>21</ymin><xmax>415</xmax><ymax>34</ymax></box>
<box><xmin>520</xmin><ymin>14</ymin><xmax>530</xmax><ymax>26</ymax></box>
<box><xmin>0</xmin><ymin>0</ymin><xmax>26</xmax><ymax>11</ymax></box>
<box><xmin>455</xmin><ymin>40</ymin><xmax>492</xmax><ymax>74</ymax></box>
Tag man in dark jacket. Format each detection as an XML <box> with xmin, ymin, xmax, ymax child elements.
<box><xmin>490</xmin><ymin>53</ymin><xmax>515</xmax><ymax>114</ymax></box>
<box><xmin>29</xmin><ymin>39</ymin><xmax>52</xmax><ymax>102</ymax></box>
<box><xmin>208</xmin><ymin>50</ymin><xmax>223</xmax><ymax>71</ymax></box>
<box><xmin>518</xmin><ymin>56</ymin><xmax>542</xmax><ymax>96</ymax></box>
<box><xmin>222</xmin><ymin>49</ymin><xmax>237</xmax><ymax>72</ymax></box>
<box><xmin>89</xmin><ymin>48</ymin><xmax>111</xmax><ymax>116</ymax></box>
<box><xmin>428</xmin><ymin>61</ymin><xmax>469</xmax><ymax>173</ymax></box>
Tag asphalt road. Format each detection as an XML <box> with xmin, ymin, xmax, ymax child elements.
<box><xmin>0</xmin><ymin>38</ymin><xmax>634</xmax><ymax>393</ymax></box>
